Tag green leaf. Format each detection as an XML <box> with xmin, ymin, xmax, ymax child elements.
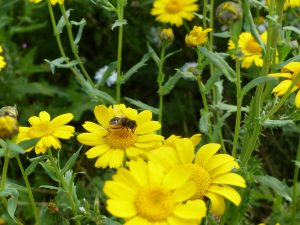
<box><xmin>294</xmin><ymin>160</ymin><xmax>300</xmax><ymax>168</ymax></box>
<box><xmin>198</xmin><ymin>47</ymin><xmax>236</xmax><ymax>82</ymax></box>
<box><xmin>18</xmin><ymin>138</ymin><xmax>40</xmax><ymax>150</ymax></box>
<box><xmin>211</xmin><ymin>103</ymin><xmax>249</xmax><ymax>113</ymax></box>
<box><xmin>262</xmin><ymin>119</ymin><xmax>294</xmax><ymax>128</ymax></box>
<box><xmin>71</xmin><ymin>18</ymin><xmax>87</xmax><ymax>45</ymax></box>
<box><xmin>111</xmin><ymin>19</ymin><xmax>127</xmax><ymax>30</ymax></box>
<box><xmin>241</xmin><ymin>77</ymin><xmax>277</xmax><ymax>97</ymax></box>
<box><xmin>0</xmin><ymin>188</ymin><xmax>19</xmax><ymax>221</ymax></box>
<box><xmin>213</xmin><ymin>31</ymin><xmax>231</xmax><ymax>38</ymax></box>
<box><xmin>25</xmin><ymin>155</ymin><xmax>46</xmax><ymax>176</ymax></box>
<box><xmin>121</xmin><ymin>52</ymin><xmax>151</xmax><ymax>84</ymax></box>
<box><xmin>124</xmin><ymin>97</ymin><xmax>159</xmax><ymax>115</ymax></box>
<box><xmin>45</xmin><ymin>58</ymin><xmax>78</xmax><ymax>74</ymax></box>
<box><xmin>57</xmin><ymin>9</ymin><xmax>71</xmax><ymax>34</ymax></box>
<box><xmin>164</xmin><ymin>49</ymin><xmax>182</xmax><ymax>60</ymax></box>
<box><xmin>85</xmin><ymin>83</ymin><xmax>116</xmax><ymax>104</ymax></box>
<box><xmin>147</xmin><ymin>43</ymin><xmax>160</xmax><ymax>66</ymax></box>
<box><xmin>7</xmin><ymin>143</ymin><xmax>24</xmax><ymax>157</ymax></box>
<box><xmin>103</xmin><ymin>217</ymin><xmax>122</xmax><ymax>225</ymax></box>
<box><xmin>159</xmin><ymin>71</ymin><xmax>182</xmax><ymax>96</ymax></box>
<box><xmin>40</xmin><ymin>162</ymin><xmax>60</xmax><ymax>182</ymax></box>
<box><xmin>61</xmin><ymin>146</ymin><xmax>83</xmax><ymax>174</ymax></box>
<box><xmin>255</xmin><ymin>175</ymin><xmax>292</xmax><ymax>202</ymax></box>
<box><xmin>199</xmin><ymin>109</ymin><xmax>209</xmax><ymax>135</ymax></box>
<box><xmin>39</xmin><ymin>185</ymin><xmax>60</xmax><ymax>191</ymax></box>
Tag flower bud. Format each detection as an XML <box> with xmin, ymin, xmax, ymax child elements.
<box><xmin>216</xmin><ymin>1</ymin><xmax>242</xmax><ymax>25</ymax></box>
<box><xmin>0</xmin><ymin>116</ymin><xmax>19</xmax><ymax>139</ymax></box>
<box><xmin>159</xmin><ymin>28</ymin><xmax>174</xmax><ymax>43</ymax></box>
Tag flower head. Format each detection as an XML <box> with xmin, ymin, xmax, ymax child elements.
<box><xmin>228</xmin><ymin>31</ymin><xmax>268</xmax><ymax>68</ymax></box>
<box><xmin>160</xmin><ymin>28</ymin><xmax>175</xmax><ymax>43</ymax></box>
<box><xmin>216</xmin><ymin>1</ymin><xmax>242</xmax><ymax>25</ymax></box>
<box><xmin>151</xmin><ymin>0</ymin><xmax>198</xmax><ymax>27</ymax></box>
<box><xmin>30</xmin><ymin>0</ymin><xmax>64</xmax><ymax>5</ymax></box>
<box><xmin>0</xmin><ymin>45</ymin><xmax>6</xmax><ymax>71</ymax></box>
<box><xmin>185</xmin><ymin>26</ymin><xmax>213</xmax><ymax>47</ymax></box>
<box><xmin>103</xmin><ymin>159</ymin><xmax>206</xmax><ymax>224</ymax></box>
<box><xmin>77</xmin><ymin>104</ymin><xmax>164</xmax><ymax>169</ymax></box>
<box><xmin>149</xmin><ymin>138</ymin><xmax>246</xmax><ymax>215</ymax></box>
<box><xmin>0</xmin><ymin>116</ymin><xmax>19</xmax><ymax>139</ymax></box>
<box><xmin>268</xmin><ymin>62</ymin><xmax>300</xmax><ymax>108</ymax></box>
<box><xmin>17</xmin><ymin>111</ymin><xmax>75</xmax><ymax>154</ymax></box>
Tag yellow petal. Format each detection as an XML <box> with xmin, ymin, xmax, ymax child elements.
<box><xmin>77</xmin><ymin>133</ymin><xmax>105</xmax><ymax>146</ymax></box>
<box><xmin>272</xmin><ymin>80</ymin><xmax>292</xmax><ymax>96</ymax></box>
<box><xmin>135</xmin><ymin>121</ymin><xmax>161</xmax><ymax>135</ymax></box>
<box><xmin>137</xmin><ymin>133</ymin><xmax>164</xmax><ymax>142</ymax></box>
<box><xmin>295</xmin><ymin>90</ymin><xmax>300</xmax><ymax>108</ymax></box>
<box><xmin>190</xmin><ymin>133</ymin><xmax>202</xmax><ymax>146</ymax></box>
<box><xmin>106</xmin><ymin>199</ymin><xmax>137</xmax><ymax>218</ymax></box>
<box><xmin>212</xmin><ymin>173</ymin><xmax>246</xmax><ymax>187</ymax></box>
<box><xmin>172</xmin><ymin>200</ymin><xmax>206</xmax><ymax>220</ymax></box>
<box><xmin>85</xmin><ymin>145</ymin><xmax>110</xmax><ymax>158</ymax></box>
<box><xmin>147</xmin><ymin>161</ymin><xmax>164</xmax><ymax>185</ymax></box>
<box><xmin>94</xmin><ymin>105</ymin><xmax>113</xmax><ymax>128</ymax></box>
<box><xmin>113</xmin><ymin>168</ymin><xmax>141</xmax><ymax>191</ymax></box>
<box><xmin>167</xmin><ymin>215</ymin><xmax>199</xmax><ymax>225</ymax></box>
<box><xmin>205</xmin><ymin>154</ymin><xmax>235</xmax><ymax>171</ymax></box>
<box><xmin>163</xmin><ymin>165</ymin><xmax>192</xmax><ymax>190</ymax></box>
<box><xmin>125</xmin><ymin>147</ymin><xmax>143</xmax><ymax>157</ymax></box>
<box><xmin>205</xmin><ymin>192</ymin><xmax>225</xmax><ymax>215</ymax></box>
<box><xmin>268</xmin><ymin>73</ymin><xmax>292</xmax><ymax>78</ymax></box>
<box><xmin>95</xmin><ymin>150</ymin><xmax>113</xmax><ymax>168</ymax></box>
<box><xmin>148</xmin><ymin>147</ymin><xmax>180</xmax><ymax>171</ymax></box>
<box><xmin>28</xmin><ymin>116</ymin><xmax>40</xmax><ymax>126</ymax></box>
<box><xmin>125</xmin><ymin>216</ymin><xmax>150</xmax><ymax>225</ymax></box>
<box><xmin>53</xmin><ymin>126</ymin><xmax>75</xmax><ymax>139</ymax></box>
<box><xmin>103</xmin><ymin>180</ymin><xmax>136</xmax><ymax>202</ymax></box>
<box><xmin>136</xmin><ymin>110</ymin><xmax>152</xmax><ymax>125</ymax></box>
<box><xmin>128</xmin><ymin>159</ymin><xmax>149</xmax><ymax>186</ymax></box>
<box><xmin>210</xmin><ymin>161</ymin><xmax>240</xmax><ymax>178</ymax></box>
<box><xmin>175</xmin><ymin>138</ymin><xmax>194</xmax><ymax>164</ymax></box>
<box><xmin>172</xmin><ymin>181</ymin><xmax>196</xmax><ymax>202</ymax></box>
<box><xmin>50</xmin><ymin>113</ymin><xmax>73</xmax><ymax>127</ymax></box>
<box><xmin>108</xmin><ymin>149</ymin><xmax>125</xmax><ymax>168</ymax></box>
<box><xmin>208</xmin><ymin>185</ymin><xmax>241</xmax><ymax>206</ymax></box>
<box><xmin>39</xmin><ymin>111</ymin><xmax>51</xmax><ymax>123</ymax></box>
<box><xmin>82</xmin><ymin>121</ymin><xmax>107</xmax><ymax>134</ymax></box>
<box><xmin>194</xmin><ymin>143</ymin><xmax>221</xmax><ymax>166</ymax></box>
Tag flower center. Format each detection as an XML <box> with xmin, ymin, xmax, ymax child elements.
<box><xmin>186</xmin><ymin>164</ymin><xmax>211</xmax><ymax>200</ymax></box>
<box><xmin>28</xmin><ymin>122</ymin><xmax>53</xmax><ymax>138</ymax></box>
<box><xmin>245</xmin><ymin>39</ymin><xmax>262</xmax><ymax>55</ymax></box>
<box><xmin>135</xmin><ymin>186</ymin><xmax>175</xmax><ymax>222</ymax></box>
<box><xmin>105</xmin><ymin>127</ymin><xmax>137</xmax><ymax>149</ymax></box>
<box><xmin>165</xmin><ymin>0</ymin><xmax>182</xmax><ymax>14</ymax></box>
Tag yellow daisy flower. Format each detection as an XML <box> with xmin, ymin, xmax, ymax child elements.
<box><xmin>30</xmin><ymin>0</ymin><xmax>64</xmax><ymax>5</ymax></box>
<box><xmin>103</xmin><ymin>159</ymin><xmax>207</xmax><ymax>225</ymax></box>
<box><xmin>149</xmin><ymin>138</ymin><xmax>246</xmax><ymax>215</ymax></box>
<box><xmin>266</xmin><ymin>0</ymin><xmax>300</xmax><ymax>9</ymax></box>
<box><xmin>17</xmin><ymin>111</ymin><xmax>75</xmax><ymax>154</ymax></box>
<box><xmin>0</xmin><ymin>56</ymin><xmax>6</xmax><ymax>71</ymax></box>
<box><xmin>268</xmin><ymin>62</ymin><xmax>300</xmax><ymax>108</ymax></box>
<box><xmin>151</xmin><ymin>0</ymin><xmax>199</xmax><ymax>27</ymax></box>
<box><xmin>0</xmin><ymin>116</ymin><xmax>19</xmax><ymax>139</ymax></box>
<box><xmin>77</xmin><ymin>104</ymin><xmax>164</xmax><ymax>169</ymax></box>
<box><xmin>0</xmin><ymin>45</ymin><xmax>3</xmax><ymax>53</ymax></box>
<box><xmin>165</xmin><ymin>133</ymin><xmax>202</xmax><ymax>148</ymax></box>
<box><xmin>228</xmin><ymin>31</ymin><xmax>268</xmax><ymax>69</ymax></box>
<box><xmin>185</xmin><ymin>26</ymin><xmax>213</xmax><ymax>47</ymax></box>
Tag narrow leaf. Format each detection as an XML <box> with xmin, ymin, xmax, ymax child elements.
<box><xmin>147</xmin><ymin>43</ymin><xmax>160</xmax><ymax>66</ymax></box>
<box><xmin>18</xmin><ymin>138</ymin><xmax>40</xmax><ymax>150</ymax></box>
<box><xmin>71</xmin><ymin>18</ymin><xmax>87</xmax><ymax>45</ymax></box>
<box><xmin>241</xmin><ymin>77</ymin><xmax>276</xmax><ymax>97</ymax></box>
<box><xmin>159</xmin><ymin>71</ymin><xmax>182</xmax><ymax>96</ymax></box>
<box><xmin>62</xmin><ymin>146</ymin><xmax>83</xmax><ymax>174</ymax></box>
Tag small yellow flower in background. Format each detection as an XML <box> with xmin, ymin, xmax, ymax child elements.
<box><xmin>30</xmin><ymin>0</ymin><xmax>64</xmax><ymax>5</ymax></box>
<box><xmin>0</xmin><ymin>45</ymin><xmax>3</xmax><ymax>53</ymax></box>
<box><xmin>77</xmin><ymin>104</ymin><xmax>164</xmax><ymax>169</ymax></box>
<box><xmin>0</xmin><ymin>218</ymin><xmax>5</xmax><ymax>225</ymax></box>
<box><xmin>17</xmin><ymin>111</ymin><xmax>75</xmax><ymax>154</ymax></box>
<box><xmin>266</xmin><ymin>0</ymin><xmax>300</xmax><ymax>9</ymax></box>
<box><xmin>151</xmin><ymin>0</ymin><xmax>198</xmax><ymax>27</ymax></box>
<box><xmin>159</xmin><ymin>28</ymin><xmax>174</xmax><ymax>43</ymax></box>
<box><xmin>103</xmin><ymin>159</ymin><xmax>207</xmax><ymax>225</ymax></box>
<box><xmin>216</xmin><ymin>1</ymin><xmax>242</xmax><ymax>25</ymax></box>
<box><xmin>185</xmin><ymin>26</ymin><xmax>213</xmax><ymax>47</ymax></box>
<box><xmin>149</xmin><ymin>138</ymin><xmax>246</xmax><ymax>215</ymax></box>
<box><xmin>228</xmin><ymin>31</ymin><xmax>269</xmax><ymax>68</ymax></box>
<box><xmin>268</xmin><ymin>62</ymin><xmax>300</xmax><ymax>108</ymax></box>
<box><xmin>0</xmin><ymin>45</ymin><xmax>6</xmax><ymax>71</ymax></box>
<box><xmin>0</xmin><ymin>116</ymin><xmax>19</xmax><ymax>139</ymax></box>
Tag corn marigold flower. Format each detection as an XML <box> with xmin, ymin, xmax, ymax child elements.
<box><xmin>266</xmin><ymin>0</ymin><xmax>300</xmax><ymax>9</ymax></box>
<box><xmin>149</xmin><ymin>138</ymin><xmax>246</xmax><ymax>215</ymax></box>
<box><xmin>268</xmin><ymin>62</ymin><xmax>300</xmax><ymax>108</ymax></box>
<box><xmin>228</xmin><ymin>31</ymin><xmax>269</xmax><ymax>68</ymax></box>
<box><xmin>103</xmin><ymin>159</ymin><xmax>207</xmax><ymax>225</ymax></box>
<box><xmin>159</xmin><ymin>28</ymin><xmax>174</xmax><ymax>43</ymax></box>
<box><xmin>17</xmin><ymin>111</ymin><xmax>75</xmax><ymax>154</ymax></box>
<box><xmin>151</xmin><ymin>0</ymin><xmax>199</xmax><ymax>27</ymax></box>
<box><xmin>216</xmin><ymin>1</ymin><xmax>242</xmax><ymax>25</ymax></box>
<box><xmin>30</xmin><ymin>0</ymin><xmax>64</xmax><ymax>5</ymax></box>
<box><xmin>185</xmin><ymin>26</ymin><xmax>213</xmax><ymax>47</ymax></box>
<box><xmin>77</xmin><ymin>104</ymin><xmax>164</xmax><ymax>169</ymax></box>
<box><xmin>0</xmin><ymin>116</ymin><xmax>19</xmax><ymax>139</ymax></box>
<box><xmin>0</xmin><ymin>56</ymin><xmax>6</xmax><ymax>71</ymax></box>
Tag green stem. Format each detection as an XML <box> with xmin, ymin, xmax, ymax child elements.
<box><xmin>16</xmin><ymin>155</ymin><xmax>41</xmax><ymax>225</ymax></box>
<box><xmin>158</xmin><ymin>44</ymin><xmax>166</xmax><ymax>134</ymax></box>
<box><xmin>47</xmin><ymin>149</ymin><xmax>80</xmax><ymax>225</ymax></box>
<box><xmin>59</xmin><ymin>3</ymin><xmax>94</xmax><ymax>86</ymax></box>
<box><xmin>203</xmin><ymin>0</ymin><xmax>208</xmax><ymax>29</ymax></box>
<box><xmin>0</xmin><ymin>147</ymin><xmax>9</xmax><ymax>191</ymax></box>
<box><xmin>292</xmin><ymin>136</ymin><xmax>300</xmax><ymax>225</ymax></box>
<box><xmin>116</xmin><ymin>0</ymin><xmax>125</xmax><ymax>103</ymax></box>
<box><xmin>232</xmin><ymin>59</ymin><xmax>242</xmax><ymax>157</ymax></box>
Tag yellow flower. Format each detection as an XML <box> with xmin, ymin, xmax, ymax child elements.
<box><xmin>0</xmin><ymin>56</ymin><xmax>6</xmax><ymax>71</ymax></box>
<box><xmin>160</xmin><ymin>28</ymin><xmax>175</xmax><ymax>43</ymax></box>
<box><xmin>77</xmin><ymin>104</ymin><xmax>164</xmax><ymax>169</ymax></box>
<box><xmin>30</xmin><ymin>0</ymin><xmax>64</xmax><ymax>5</ymax></box>
<box><xmin>216</xmin><ymin>1</ymin><xmax>242</xmax><ymax>25</ymax></box>
<box><xmin>0</xmin><ymin>116</ymin><xmax>19</xmax><ymax>139</ymax></box>
<box><xmin>17</xmin><ymin>111</ymin><xmax>75</xmax><ymax>154</ymax></box>
<box><xmin>266</xmin><ymin>0</ymin><xmax>300</xmax><ymax>9</ymax></box>
<box><xmin>149</xmin><ymin>138</ymin><xmax>246</xmax><ymax>215</ymax></box>
<box><xmin>228</xmin><ymin>32</ymin><xmax>268</xmax><ymax>68</ymax></box>
<box><xmin>0</xmin><ymin>45</ymin><xmax>3</xmax><ymax>53</ymax></box>
<box><xmin>103</xmin><ymin>159</ymin><xmax>207</xmax><ymax>225</ymax></box>
<box><xmin>268</xmin><ymin>62</ymin><xmax>300</xmax><ymax>108</ymax></box>
<box><xmin>151</xmin><ymin>0</ymin><xmax>199</xmax><ymax>27</ymax></box>
<box><xmin>165</xmin><ymin>133</ymin><xmax>202</xmax><ymax>148</ymax></box>
<box><xmin>185</xmin><ymin>26</ymin><xmax>213</xmax><ymax>47</ymax></box>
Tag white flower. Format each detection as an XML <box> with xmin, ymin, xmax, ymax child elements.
<box><xmin>180</xmin><ymin>62</ymin><xmax>198</xmax><ymax>80</ymax></box>
<box><xmin>94</xmin><ymin>65</ymin><xmax>117</xmax><ymax>87</ymax></box>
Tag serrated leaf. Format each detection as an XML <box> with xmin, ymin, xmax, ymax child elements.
<box><xmin>45</xmin><ymin>58</ymin><xmax>78</xmax><ymax>74</ymax></box>
<box><xmin>111</xmin><ymin>19</ymin><xmax>127</xmax><ymax>30</ymax></box>
<box><xmin>124</xmin><ymin>97</ymin><xmax>159</xmax><ymax>115</ymax></box>
<box><xmin>57</xmin><ymin>9</ymin><xmax>71</xmax><ymax>34</ymax></box>
<box><xmin>18</xmin><ymin>138</ymin><xmax>40</xmax><ymax>150</ymax></box>
<box><xmin>241</xmin><ymin>77</ymin><xmax>276</xmax><ymax>97</ymax></box>
<box><xmin>39</xmin><ymin>185</ymin><xmax>60</xmax><ymax>191</ymax></box>
<box><xmin>159</xmin><ymin>71</ymin><xmax>182</xmax><ymax>96</ymax></box>
<box><xmin>198</xmin><ymin>47</ymin><xmax>236</xmax><ymax>82</ymax></box>
<box><xmin>147</xmin><ymin>43</ymin><xmax>160</xmax><ymax>66</ymax></box>
<box><xmin>0</xmin><ymin>188</ymin><xmax>19</xmax><ymax>221</ymax></box>
<box><xmin>211</xmin><ymin>103</ymin><xmax>249</xmax><ymax>113</ymax></box>
<box><xmin>62</xmin><ymin>146</ymin><xmax>82</xmax><ymax>174</ymax></box>
<box><xmin>255</xmin><ymin>175</ymin><xmax>292</xmax><ymax>202</ymax></box>
<box><xmin>40</xmin><ymin>162</ymin><xmax>60</xmax><ymax>182</ymax></box>
<box><xmin>25</xmin><ymin>155</ymin><xmax>46</xmax><ymax>176</ymax></box>
<box><xmin>121</xmin><ymin>52</ymin><xmax>151</xmax><ymax>84</ymax></box>
<box><xmin>199</xmin><ymin>109</ymin><xmax>209</xmax><ymax>135</ymax></box>
<box><xmin>71</xmin><ymin>18</ymin><xmax>87</xmax><ymax>45</ymax></box>
<box><xmin>262</xmin><ymin>119</ymin><xmax>294</xmax><ymax>128</ymax></box>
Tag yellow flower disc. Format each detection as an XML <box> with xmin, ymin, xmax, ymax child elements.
<box><xmin>105</xmin><ymin>128</ymin><xmax>137</xmax><ymax>149</ymax></box>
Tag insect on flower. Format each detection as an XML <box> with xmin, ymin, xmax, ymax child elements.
<box><xmin>109</xmin><ymin>116</ymin><xmax>137</xmax><ymax>132</ymax></box>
